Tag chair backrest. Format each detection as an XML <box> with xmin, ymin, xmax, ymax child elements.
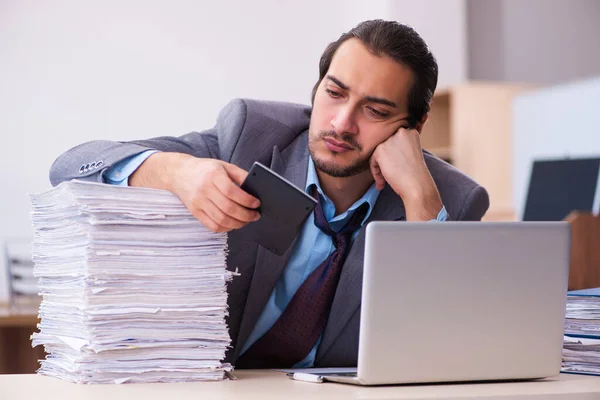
<box><xmin>4</xmin><ymin>238</ymin><xmax>39</xmax><ymax>307</ymax></box>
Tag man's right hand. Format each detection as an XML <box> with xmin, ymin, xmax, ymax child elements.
<box><xmin>129</xmin><ymin>152</ymin><xmax>260</xmax><ymax>233</ymax></box>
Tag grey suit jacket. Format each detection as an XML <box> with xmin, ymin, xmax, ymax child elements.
<box><xmin>49</xmin><ymin>98</ymin><xmax>490</xmax><ymax>367</ymax></box>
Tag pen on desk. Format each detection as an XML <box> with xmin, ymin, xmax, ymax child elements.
<box><xmin>288</xmin><ymin>372</ymin><xmax>324</xmax><ymax>383</ymax></box>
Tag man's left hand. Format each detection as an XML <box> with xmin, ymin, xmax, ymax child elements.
<box><xmin>369</xmin><ymin>127</ymin><xmax>443</xmax><ymax>221</ymax></box>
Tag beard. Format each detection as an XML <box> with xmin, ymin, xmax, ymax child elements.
<box><xmin>308</xmin><ymin>130</ymin><xmax>371</xmax><ymax>178</ymax></box>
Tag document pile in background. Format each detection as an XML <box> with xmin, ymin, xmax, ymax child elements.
<box><xmin>563</xmin><ymin>287</ymin><xmax>600</xmax><ymax>375</ymax></box>
<box><xmin>30</xmin><ymin>180</ymin><xmax>234</xmax><ymax>383</ymax></box>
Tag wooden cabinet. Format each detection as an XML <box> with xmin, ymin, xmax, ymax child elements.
<box><xmin>565</xmin><ymin>212</ymin><xmax>600</xmax><ymax>291</ymax></box>
<box><xmin>0</xmin><ymin>305</ymin><xmax>42</xmax><ymax>374</ymax></box>
<box><xmin>422</xmin><ymin>82</ymin><xmax>533</xmax><ymax>221</ymax></box>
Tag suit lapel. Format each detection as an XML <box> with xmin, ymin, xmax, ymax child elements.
<box><xmin>316</xmin><ymin>184</ymin><xmax>406</xmax><ymax>362</ymax></box>
<box><xmin>232</xmin><ymin>134</ymin><xmax>310</xmax><ymax>360</ymax></box>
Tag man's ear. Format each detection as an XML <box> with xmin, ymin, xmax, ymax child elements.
<box><xmin>415</xmin><ymin>113</ymin><xmax>429</xmax><ymax>134</ymax></box>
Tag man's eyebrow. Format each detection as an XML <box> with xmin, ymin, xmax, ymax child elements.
<box><xmin>326</xmin><ymin>75</ymin><xmax>349</xmax><ymax>90</ymax></box>
<box><xmin>364</xmin><ymin>95</ymin><xmax>397</xmax><ymax>108</ymax></box>
<box><xmin>325</xmin><ymin>75</ymin><xmax>398</xmax><ymax>108</ymax></box>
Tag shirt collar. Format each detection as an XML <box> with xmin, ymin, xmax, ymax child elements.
<box><xmin>305</xmin><ymin>157</ymin><xmax>381</xmax><ymax>226</ymax></box>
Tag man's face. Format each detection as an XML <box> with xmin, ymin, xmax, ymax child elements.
<box><xmin>309</xmin><ymin>38</ymin><xmax>414</xmax><ymax>178</ymax></box>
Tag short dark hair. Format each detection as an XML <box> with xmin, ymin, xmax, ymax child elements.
<box><xmin>311</xmin><ymin>20</ymin><xmax>438</xmax><ymax>127</ymax></box>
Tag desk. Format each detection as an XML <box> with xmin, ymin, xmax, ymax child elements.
<box><xmin>0</xmin><ymin>304</ymin><xmax>42</xmax><ymax>374</ymax></box>
<box><xmin>1</xmin><ymin>370</ymin><xmax>600</xmax><ymax>399</ymax></box>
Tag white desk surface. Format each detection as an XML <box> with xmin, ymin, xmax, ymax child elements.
<box><xmin>2</xmin><ymin>370</ymin><xmax>600</xmax><ymax>400</ymax></box>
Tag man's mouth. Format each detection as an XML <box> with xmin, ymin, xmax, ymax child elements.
<box><xmin>323</xmin><ymin>138</ymin><xmax>354</xmax><ymax>151</ymax></box>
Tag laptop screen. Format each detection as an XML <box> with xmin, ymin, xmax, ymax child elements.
<box><xmin>523</xmin><ymin>157</ymin><xmax>600</xmax><ymax>221</ymax></box>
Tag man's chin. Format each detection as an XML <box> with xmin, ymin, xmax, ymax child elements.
<box><xmin>309</xmin><ymin>140</ymin><xmax>370</xmax><ymax>178</ymax></box>
<box><xmin>312</xmin><ymin>156</ymin><xmax>370</xmax><ymax>178</ymax></box>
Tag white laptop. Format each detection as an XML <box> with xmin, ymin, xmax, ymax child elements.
<box><xmin>321</xmin><ymin>221</ymin><xmax>571</xmax><ymax>385</ymax></box>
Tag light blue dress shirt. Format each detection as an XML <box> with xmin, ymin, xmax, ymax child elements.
<box><xmin>104</xmin><ymin>151</ymin><xmax>448</xmax><ymax>367</ymax></box>
<box><xmin>103</xmin><ymin>150</ymin><xmax>158</xmax><ymax>186</ymax></box>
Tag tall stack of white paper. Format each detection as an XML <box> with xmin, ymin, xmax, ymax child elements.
<box><xmin>30</xmin><ymin>181</ymin><xmax>234</xmax><ymax>383</ymax></box>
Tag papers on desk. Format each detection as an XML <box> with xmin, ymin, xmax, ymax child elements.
<box><xmin>563</xmin><ymin>288</ymin><xmax>600</xmax><ymax>376</ymax></box>
<box><xmin>29</xmin><ymin>180</ymin><xmax>234</xmax><ymax>383</ymax></box>
<box><xmin>563</xmin><ymin>336</ymin><xmax>600</xmax><ymax>375</ymax></box>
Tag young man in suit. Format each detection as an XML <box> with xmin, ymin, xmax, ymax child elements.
<box><xmin>49</xmin><ymin>20</ymin><xmax>489</xmax><ymax>368</ymax></box>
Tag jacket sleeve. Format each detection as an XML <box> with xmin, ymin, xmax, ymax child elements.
<box><xmin>456</xmin><ymin>185</ymin><xmax>490</xmax><ymax>221</ymax></box>
<box><xmin>48</xmin><ymin>99</ymin><xmax>248</xmax><ymax>186</ymax></box>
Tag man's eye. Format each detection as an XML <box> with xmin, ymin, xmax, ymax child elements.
<box><xmin>325</xmin><ymin>89</ymin><xmax>342</xmax><ymax>98</ymax></box>
<box><xmin>367</xmin><ymin>107</ymin><xmax>388</xmax><ymax>118</ymax></box>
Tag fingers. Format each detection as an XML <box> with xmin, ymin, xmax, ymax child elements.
<box><xmin>369</xmin><ymin>157</ymin><xmax>386</xmax><ymax>191</ymax></box>
<box><xmin>195</xmin><ymin>199</ymin><xmax>257</xmax><ymax>233</ymax></box>
<box><xmin>223</xmin><ymin>163</ymin><xmax>249</xmax><ymax>186</ymax></box>
<box><xmin>209</xmin><ymin>187</ymin><xmax>260</xmax><ymax>223</ymax></box>
<box><xmin>191</xmin><ymin>198</ymin><xmax>253</xmax><ymax>233</ymax></box>
<box><xmin>216</xmin><ymin>165</ymin><xmax>261</xmax><ymax>210</ymax></box>
<box><xmin>201</xmin><ymin>198</ymin><xmax>249</xmax><ymax>231</ymax></box>
<box><xmin>170</xmin><ymin>158</ymin><xmax>262</xmax><ymax>233</ymax></box>
<box><xmin>193</xmin><ymin>209</ymin><xmax>230</xmax><ymax>233</ymax></box>
<box><xmin>195</xmin><ymin>164</ymin><xmax>261</xmax><ymax>232</ymax></box>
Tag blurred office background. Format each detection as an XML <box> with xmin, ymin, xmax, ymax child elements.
<box><xmin>0</xmin><ymin>0</ymin><xmax>600</xmax><ymax>302</ymax></box>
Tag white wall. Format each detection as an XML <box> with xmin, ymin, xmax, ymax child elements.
<box><xmin>0</xmin><ymin>0</ymin><xmax>467</xmax><ymax>300</ymax></box>
<box><xmin>468</xmin><ymin>0</ymin><xmax>600</xmax><ymax>85</ymax></box>
<box><xmin>502</xmin><ymin>0</ymin><xmax>600</xmax><ymax>85</ymax></box>
<box><xmin>390</xmin><ymin>0</ymin><xmax>467</xmax><ymax>90</ymax></box>
<box><xmin>512</xmin><ymin>76</ymin><xmax>600</xmax><ymax>219</ymax></box>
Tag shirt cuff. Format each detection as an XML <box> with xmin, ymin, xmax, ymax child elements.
<box><xmin>432</xmin><ymin>205</ymin><xmax>448</xmax><ymax>222</ymax></box>
<box><xmin>103</xmin><ymin>150</ymin><xmax>158</xmax><ymax>187</ymax></box>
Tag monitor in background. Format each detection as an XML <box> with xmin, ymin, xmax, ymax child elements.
<box><xmin>523</xmin><ymin>157</ymin><xmax>600</xmax><ymax>221</ymax></box>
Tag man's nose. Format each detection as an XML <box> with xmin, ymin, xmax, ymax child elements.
<box><xmin>330</xmin><ymin>105</ymin><xmax>358</xmax><ymax>135</ymax></box>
